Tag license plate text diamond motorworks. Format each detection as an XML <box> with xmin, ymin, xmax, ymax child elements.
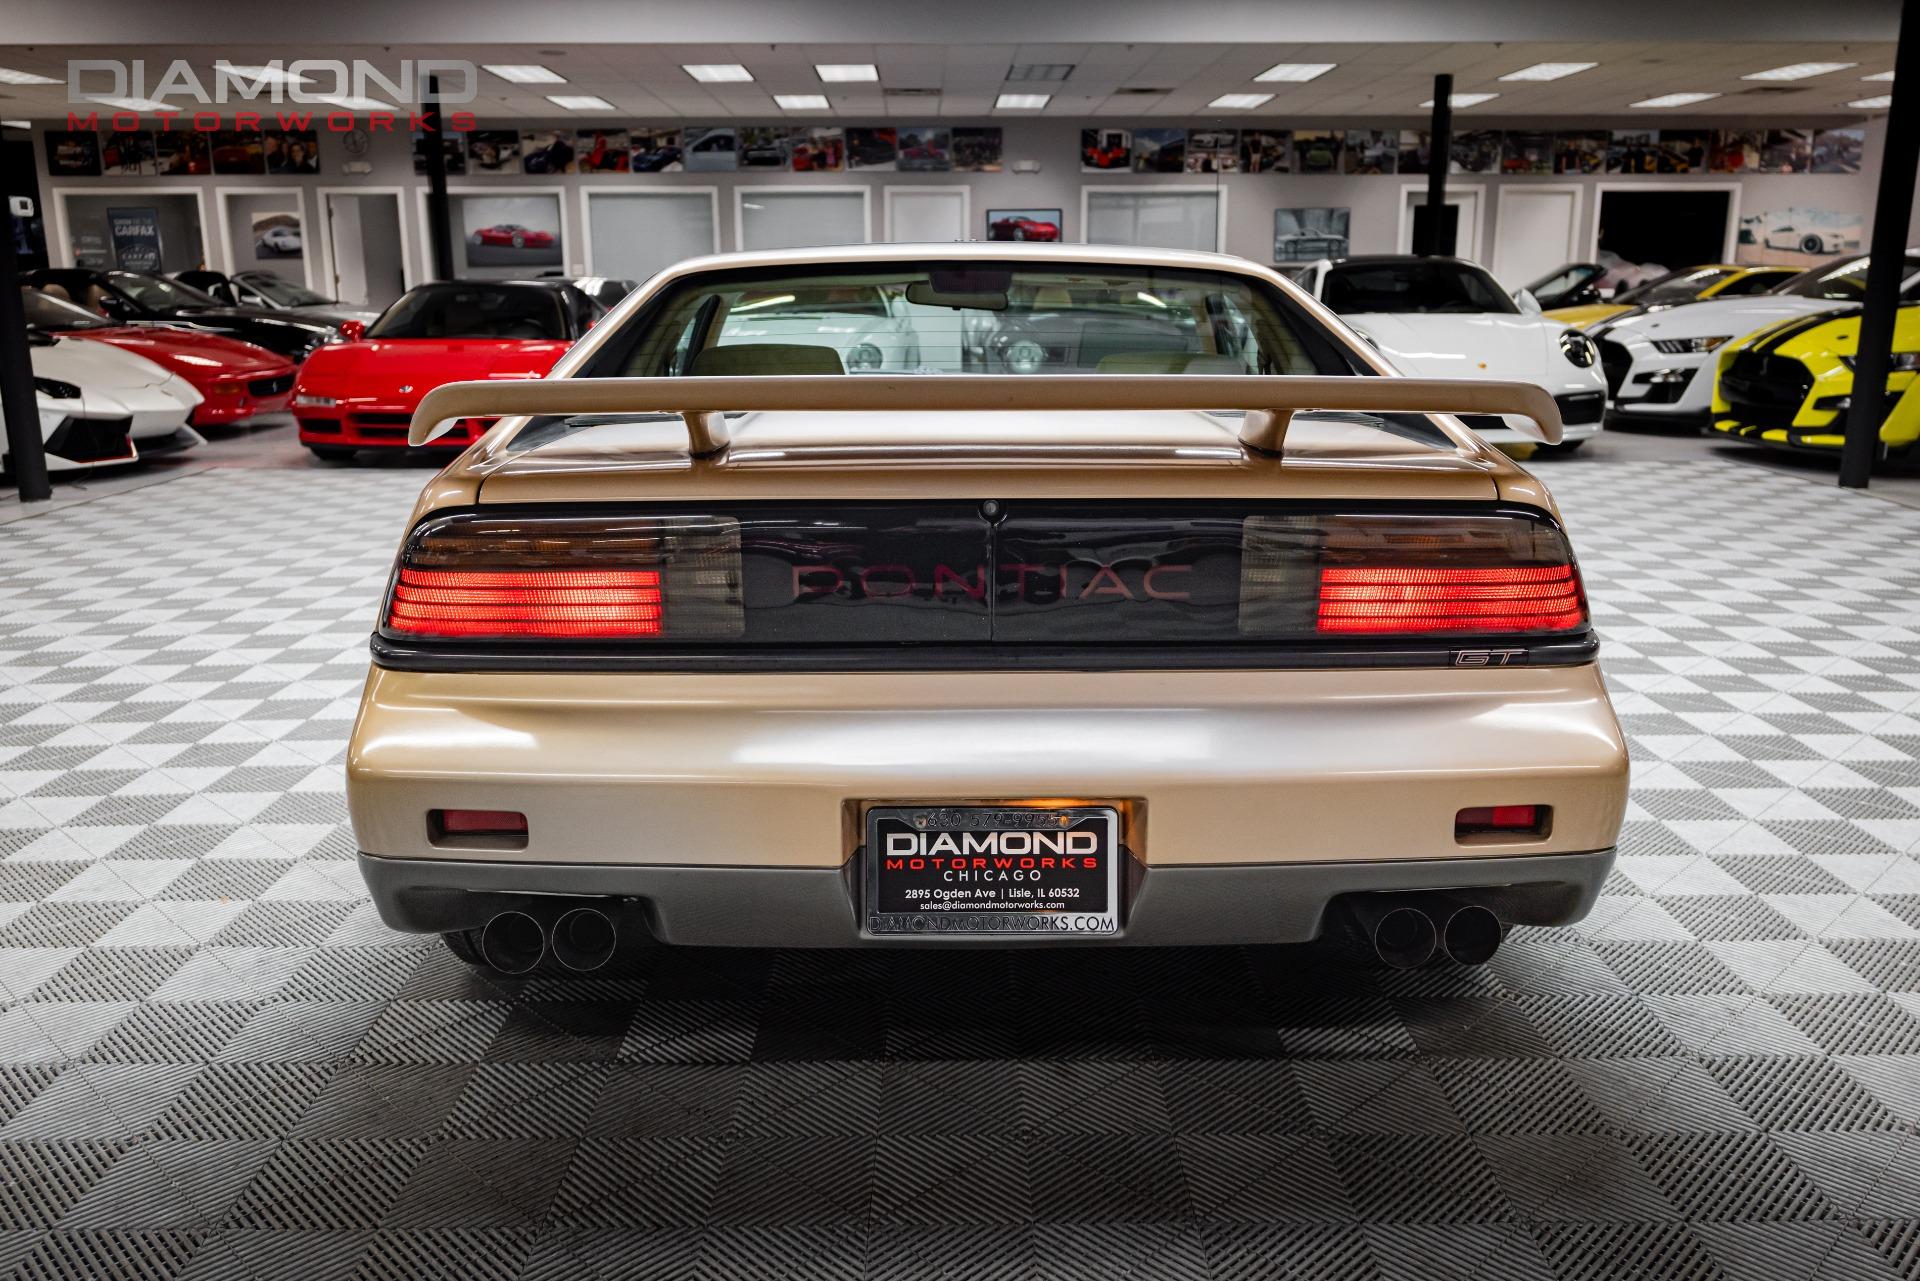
<box><xmin>865</xmin><ymin>806</ymin><xmax>1121</xmax><ymax>936</ymax></box>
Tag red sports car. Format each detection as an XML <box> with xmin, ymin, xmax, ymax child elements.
<box><xmin>989</xmin><ymin>216</ymin><xmax>1060</xmax><ymax>242</ymax></box>
<box><xmin>293</xmin><ymin>279</ymin><xmax>598</xmax><ymax>460</ymax></box>
<box><xmin>468</xmin><ymin>224</ymin><xmax>556</xmax><ymax>250</ymax></box>
<box><xmin>23</xmin><ymin>287</ymin><xmax>297</xmax><ymax>428</ymax></box>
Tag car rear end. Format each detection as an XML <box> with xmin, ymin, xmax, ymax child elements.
<box><xmin>189</xmin><ymin>364</ymin><xmax>296</xmax><ymax>428</ymax></box>
<box><xmin>346</xmin><ymin>247</ymin><xmax>1628</xmax><ymax>968</ymax></box>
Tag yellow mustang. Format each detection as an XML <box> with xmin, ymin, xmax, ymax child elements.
<box><xmin>1710</xmin><ymin>303</ymin><xmax>1920</xmax><ymax>457</ymax></box>
<box><xmin>1546</xmin><ymin>264</ymin><xmax>1800</xmax><ymax>329</ymax></box>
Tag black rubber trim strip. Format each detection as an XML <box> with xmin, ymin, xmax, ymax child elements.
<box><xmin>356</xmin><ymin>846</ymin><xmax>1617</xmax><ymax>946</ymax></box>
<box><xmin>369</xmin><ymin>631</ymin><xmax>1599</xmax><ymax>674</ymax></box>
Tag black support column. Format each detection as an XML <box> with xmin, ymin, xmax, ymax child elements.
<box><xmin>1840</xmin><ymin>0</ymin><xmax>1920</xmax><ymax>488</ymax></box>
<box><xmin>1419</xmin><ymin>74</ymin><xmax>1455</xmax><ymax>257</ymax></box>
<box><xmin>421</xmin><ymin>76</ymin><xmax>455</xmax><ymax>282</ymax></box>
<box><xmin>0</xmin><ymin>135</ymin><xmax>50</xmax><ymax>502</ymax></box>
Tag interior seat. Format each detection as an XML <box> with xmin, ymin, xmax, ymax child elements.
<box><xmin>37</xmin><ymin>283</ymin><xmax>73</xmax><ymax>303</ymax></box>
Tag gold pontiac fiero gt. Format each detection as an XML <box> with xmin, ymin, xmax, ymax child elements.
<box><xmin>347</xmin><ymin>243</ymin><xmax>1627</xmax><ymax>974</ymax></box>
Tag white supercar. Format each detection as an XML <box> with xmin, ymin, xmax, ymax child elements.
<box><xmin>3</xmin><ymin>332</ymin><xmax>203</xmax><ymax>473</ymax></box>
<box><xmin>1295</xmin><ymin>255</ymin><xmax>1609</xmax><ymax>451</ymax></box>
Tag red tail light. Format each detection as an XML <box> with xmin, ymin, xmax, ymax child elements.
<box><xmin>435</xmin><ymin>809</ymin><xmax>528</xmax><ymax>835</ymax></box>
<box><xmin>388</xmin><ymin>568</ymin><xmax>664</xmax><ymax>637</ymax></box>
<box><xmin>1457</xmin><ymin>805</ymin><xmax>1548</xmax><ymax>838</ymax></box>
<box><xmin>1316</xmin><ymin>565</ymin><xmax>1585</xmax><ymax>634</ymax></box>
<box><xmin>383</xmin><ymin>513</ymin><xmax>744</xmax><ymax>643</ymax></box>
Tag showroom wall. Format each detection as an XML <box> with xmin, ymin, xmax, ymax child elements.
<box><xmin>26</xmin><ymin>114</ymin><xmax>1903</xmax><ymax>298</ymax></box>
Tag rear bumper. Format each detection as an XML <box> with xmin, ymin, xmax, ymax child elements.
<box><xmin>348</xmin><ymin>663</ymin><xmax>1629</xmax><ymax>943</ymax></box>
<box><xmin>357</xmin><ymin>846</ymin><xmax>1616</xmax><ymax>946</ymax></box>
<box><xmin>192</xmin><ymin>391</ymin><xmax>294</xmax><ymax>427</ymax></box>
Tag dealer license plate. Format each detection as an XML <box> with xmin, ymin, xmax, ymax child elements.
<box><xmin>864</xmin><ymin>805</ymin><xmax>1121</xmax><ymax>937</ymax></box>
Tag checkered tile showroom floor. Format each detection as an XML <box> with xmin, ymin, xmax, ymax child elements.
<box><xmin>2</xmin><ymin>461</ymin><xmax>1920</xmax><ymax>1281</ymax></box>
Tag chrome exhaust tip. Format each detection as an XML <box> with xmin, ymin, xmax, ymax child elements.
<box><xmin>550</xmin><ymin>906</ymin><xmax>618</xmax><ymax>972</ymax></box>
<box><xmin>479</xmin><ymin>910</ymin><xmax>545</xmax><ymax>974</ymax></box>
<box><xmin>1441</xmin><ymin>904</ymin><xmax>1503</xmax><ymax>966</ymax></box>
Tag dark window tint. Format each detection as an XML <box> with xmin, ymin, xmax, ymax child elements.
<box><xmin>1322</xmin><ymin>260</ymin><xmax>1519</xmax><ymax>315</ymax></box>
<box><xmin>368</xmin><ymin>284</ymin><xmax>569</xmax><ymax>340</ymax></box>
<box><xmin>1781</xmin><ymin>254</ymin><xmax>1920</xmax><ymax>302</ymax></box>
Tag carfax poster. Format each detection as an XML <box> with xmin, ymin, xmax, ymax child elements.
<box><xmin>106</xmin><ymin>206</ymin><xmax>163</xmax><ymax>271</ymax></box>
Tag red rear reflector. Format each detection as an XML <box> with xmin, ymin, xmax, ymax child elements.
<box><xmin>1456</xmin><ymin>805</ymin><xmax>1545</xmax><ymax>835</ymax></box>
<box><xmin>435</xmin><ymin>809</ymin><xmax>528</xmax><ymax>835</ymax></box>
<box><xmin>388</xmin><ymin>568</ymin><xmax>664</xmax><ymax>637</ymax></box>
<box><xmin>1317</xmin><ymin>565</ymin><xmax>1584</xmax><ymax>634</ymax></box>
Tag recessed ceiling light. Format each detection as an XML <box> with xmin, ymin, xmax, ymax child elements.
<box><xmin>1419</xmin><ymin>92</ymin><xmax>1500</xmax><ymax>108</ymax></box>
<box><xmin>1743</xmin><ymin>62</ymin><xmax>1857</xmax><ymax>81</ymax></box>
<box><xmin>547</xmin><ymin>94</ymin><xmax>614</xmax><ymax>110</ymax></box>
<box><xmin>1862</xmin><ymin>70</ymin><xmax>1896</xmax><ymax>81</ymax></box>
<box><xmin>317</xmin><ymin>94</ymin><xmax>397</xmax><ymax>111</ymax></box>
<box><xmin>0</xmin><ymin>67</ymin><xmax>60</xmax><ymax>86</ymax></box>
<box><xmin>1209</xmin><ymin>92</ymin><xmax>1276</xmax><ymax>109</ymax></box>
<box><xmin>996</xmin><ymin>92</ymin><xmax>1051</xmax><ymax>109</ymax></box>
<box><xmin>774</xmin><ymin>94</ymin><xmax>830</xmax><ymax>110</ymax></box>
<box><xmin>1254</xmin><ymin>63</ymin><xmax>1335</xmax><ymax>83</ymax></box>
<box><xmin>683</xmin><ymin>63</ymin><xmax>753</xmax><ymax>83</ymax></box>
<box><xmin>1499</xmin><ymin>62</ymin><xmax>1598</xmax><ymax>82</ymax></box>
<box><xmin>1006</xmin><ymin>64</ymin><xmax>1074</xmax><ymax>82</ymax></box>
<box><xmin>93</xmin><ymin>97</ymin><xmax>173</xmax><ymax>112</ymax></box>
<box><xmin>2</xmin><ymin>119</ymin><xmax>29</xmax><ymax>129</ymax></box>
<box><xmin>1629</xmin><ymin>91</ymin><xmax>1721</xmax><ymax>108</ymax></box>
<box><xmin>484</xmin><ymin>64</ymin><xmax>567</xmax><ymax>84</ymax></box>
<box><xmin>1850</xmin><ymin>94</ymin><xmax>1894</xmax><ymax>108</ymax></box>
<box><xmin>815</xmin><ymin>64</ymin><xmax>877</xmax><ymax>83</ymax></box>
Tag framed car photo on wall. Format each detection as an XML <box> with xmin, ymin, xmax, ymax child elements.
<box><xmin>986</xmin><ymin>209</ymin><xmax>1062</xmax><ymax>242</ymax></box>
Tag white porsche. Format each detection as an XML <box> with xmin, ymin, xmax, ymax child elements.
<box><xmin>1591</xmin><ymin>252</ymin><xmax>1920</xmax><ymax>426</ymax></box>
<box><xmin>4</xmin><ymin>324</ymin><xmax>203</xmax><ymax>473</ymax></box>
<box><xmin>1295</xmin><ymin>255</ymin><xmax>1609</xmax><ymax>452</ymax></box>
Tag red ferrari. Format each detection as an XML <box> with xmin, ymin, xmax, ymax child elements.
<box><xmin>468</xmin><ymin>224</ymin><xmax>556</xmax><ymax>250</ymax></box>
<box><xmin>293</xmin><ymin>280</ymin><xmax>598</xmax><ymax>460</ymax></box>
<box><xmin>989</xmin><ymin>216</ymin><xmax>1060</xmax><ymax>242</ymax></box>
<box><xmin>23</xmin><ymin>287</ymin><xmax>297</xmax><ymax>427</ymax></box>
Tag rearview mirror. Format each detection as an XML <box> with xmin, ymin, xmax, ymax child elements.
<box><xmin>905</xmin><ymin>283</ymin><xmax>1008</xmax><ymax>311</ymax></box>
<box><xmin>906</xmin><ymin>267</ymin><xmax>1012</xmax><ymax>311</ymax></box>
<box><xmin>339</xmin><ymin>319</ymin><xmax>366</xmax><ymax>341</ymax></box>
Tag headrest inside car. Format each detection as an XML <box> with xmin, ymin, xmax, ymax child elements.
<box><xmin>691</xmin><ymin>344</ymin><xmax>847</xmax><ymax>377</ymax></box>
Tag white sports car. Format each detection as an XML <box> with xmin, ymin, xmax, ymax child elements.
<box><xmin>4</xmin><ymin>328</ymin><xmax>202</xmax><ymax>473</ymax></box>
<box><xmin>1295</xmin><ymin>255</ymin><xmax>1608</xmax><ymax>452</ymax></box>
<box><xmin>716</xmin><ymin>284</ymin><xmax>930</xmax><ymax>372</ymax></box>
<box><xmin>1591</xmin><ymin>252</ymin><xmax>1920</xmax><ymax>426</ymax></box>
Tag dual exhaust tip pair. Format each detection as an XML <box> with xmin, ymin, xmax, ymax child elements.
<box><xmin>1349</xmin><ymin>896</ymin><xmax>1503</xmax><ymax>969</ymax></box>
<box><xmin>480</xmin><ymin>906</ymin><xmax>618</xmax><ymax>973</ymax></box>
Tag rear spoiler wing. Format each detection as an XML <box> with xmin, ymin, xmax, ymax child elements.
<box><xmin>408</xmin><ymin>373</ymin><xmax>1563</xmax><ymax>453</ymax></box>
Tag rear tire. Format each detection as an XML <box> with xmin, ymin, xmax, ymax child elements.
<box><xmin>306</xmin><ymin>445</ymin><xmax>357</xmax><ymax>462</ymax></box>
